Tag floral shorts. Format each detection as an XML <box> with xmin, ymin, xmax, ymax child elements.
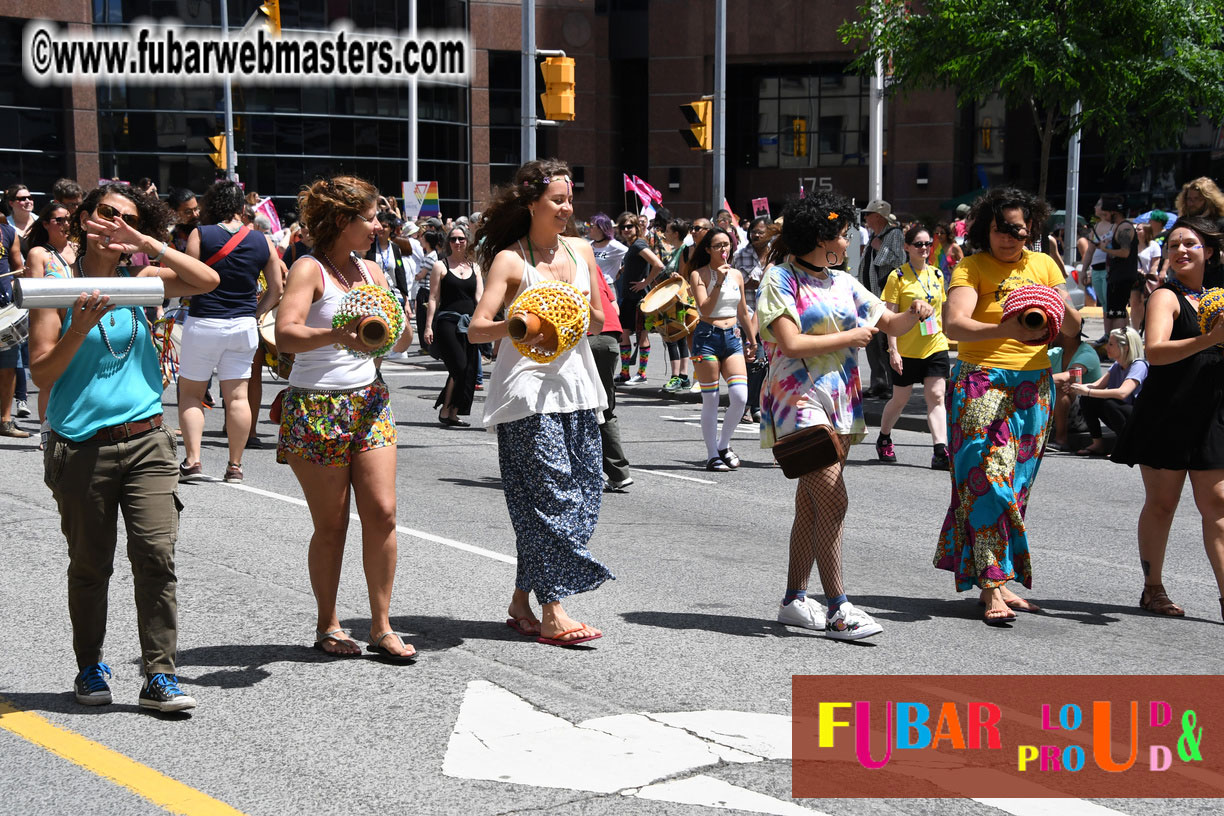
<box><xmin>276</xmin><ymin>380</ymin><xmax>396</xmax><ymax>467</ymax></box>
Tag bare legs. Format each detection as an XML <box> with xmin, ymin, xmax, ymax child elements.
<box><xmin>180</xmin><ymin>376</ymin><xmax>251</xmax><ymax>468</ymax></box>
<box><xmin>286</xmin><ymin>446</ymin><xmax>414</xmax><ymax>657</ymax></box>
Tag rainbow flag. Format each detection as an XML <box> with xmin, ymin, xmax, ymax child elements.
<box><xmin>401</xmin><ymin>181</ymin><xmax>441</xmax><ymax>219</ymax></box>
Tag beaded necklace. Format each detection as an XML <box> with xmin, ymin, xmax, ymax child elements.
<box><xmin>76</xmin><ymin>256</ymin><xmax>138</xmax><ymax>359</ymax></box>
<box><xmin>318</xmin><ymin>250</ymin><xmax>363</xmax><ymax>291</ymax></box>
<box><xmin>1167</xmin><ymin>276</ymin><xmax>1204</xmax><ymax>299</ymax></box>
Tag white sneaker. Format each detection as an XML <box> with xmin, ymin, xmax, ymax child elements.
<box><xmin>628</xmin><ymin>374</ymin><xmax>648</xmax><ymax>385</ymax></box>
<box><xmin>776</xmin><ymin>597</ymin><xmax>826</xmax><ymax>631</ymax></box>
<box><xmin>15</xmin><ymin>400</ymin><xmax>29</xmax><ymax>418</ymax></box>
<box><xmin>825</xmin><ymin>601</ymin><xmax>883</xmax><ymax>640</ymax></box>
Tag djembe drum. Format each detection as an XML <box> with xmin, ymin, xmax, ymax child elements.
<box><xmin>1000</xmin><ymin>285</ymin><xmax>1066</xmax><ymax>346</ymax></box>
<box><xmin>506</xmin><ymin>279</ymin><xmax>590</xmax><ymax>364</ymax></box>
<box><xmin>1198</xmin><ymin>287</ymin><xmax>1224</xmax><ymax>346</ymax></box>
<box><xmin>332</xmin><ymin>284</ymin><xmax>406</xmax><ymax>359</ymax></box>
<box><xmin>640</xmin><ymin>278</ymin><xmax>699</xmax><ymax>342</ymax></box>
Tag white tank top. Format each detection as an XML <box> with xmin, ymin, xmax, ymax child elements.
<box><xmin>288</xmin><ymin>256</ymin><xmax>378</xmax><ymax>390</ymax></box>
<box><xmin>481</xmin><ymin>247</ymin><xmax>608</xmax><ymax>428</ymax></box>
<box><xmin>703</xmin><ymin>268</ymin><xmax>741</xmax><ymax>320</ymax></box>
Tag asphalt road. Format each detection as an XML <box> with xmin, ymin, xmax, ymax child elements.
<box><xmin>1</xmin><ymin>341</ymin><xmax>1221</xmax><ymax>816</ymax></box>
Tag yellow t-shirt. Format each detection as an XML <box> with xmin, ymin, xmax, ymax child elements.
<box><xmin>881</xmin><ymin>262</ymin><xmax>949</xmax><ymax>359</ymax></box>
<box><xmin>950</xmin><ymin>250</ymin><xmax>1066</xmax><ymax>370</ymax></box>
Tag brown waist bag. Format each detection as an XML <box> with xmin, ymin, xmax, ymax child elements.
<box><xmin>772</xmin><ymin>425</ymin><xmax>845</xmax><ymax>478</ymax></box>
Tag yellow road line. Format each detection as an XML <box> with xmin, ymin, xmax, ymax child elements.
<box><xmin>0</xmin><ymin>697</ymin><xmax>246</xmax><ymax>816</ymax></box>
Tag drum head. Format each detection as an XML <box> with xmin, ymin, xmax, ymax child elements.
<box><xmin>640</xmin><ymin>278</ymin><xmax>684</xmax><ymax>315</ymax></box>
<box><xmin>258</xmin><ymin>308</ymin><xmax>278</xmax><ymax>349</ymax></box>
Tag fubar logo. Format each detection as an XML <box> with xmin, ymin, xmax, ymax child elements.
<box><xmin>792</xmin><ymin>676</ymin><xmax>1218</xmax><ymax>798</ymax></box>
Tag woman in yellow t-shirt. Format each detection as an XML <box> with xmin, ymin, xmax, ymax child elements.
<box><xmin>877</xmin><ymin>226</ymin><xmax>951</xmax><ymax>469</ymax></box>
<box><xmin>934</xmin><ymin>188</ymin><xmax>1081</xmax><ymax>625</ymax></box>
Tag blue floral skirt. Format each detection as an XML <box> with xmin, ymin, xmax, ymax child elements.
<box><xmin>497</xmin><ymin>410</ymin><xmax>614</xmax><ymax>604</ymax></box>
<box><xmin>934</xmin><ymin>361</ymin><xmax>1052</xmax><ymax>592</ymax></box>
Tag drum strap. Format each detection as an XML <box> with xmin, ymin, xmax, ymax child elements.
<box><xmin>204</xmin><ymin>226</ymin><xmax>251</xmax><ymax>267</ymax></box>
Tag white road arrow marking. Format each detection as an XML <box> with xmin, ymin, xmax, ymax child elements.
<box><xmin>442</xmin><ymin>680</ymin><xmax>817</xmax><ymax>814</ymax></box>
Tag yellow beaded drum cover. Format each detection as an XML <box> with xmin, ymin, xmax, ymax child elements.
<box><xmin>1199</xmin><ymin>287</ymin><xmax>1224</xmax><ymax>346</ymax></box>
<box><xmin>331</xmin><ymin>283</ymin><xmax>406</xmax><ymax>359</ymax></box>
<box><xmin>508</xmin><ymin>279</ymin><xmax>590</xmax><ymax>364</ymax></box>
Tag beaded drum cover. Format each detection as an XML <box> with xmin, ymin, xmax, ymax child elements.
<box><xmin>1000</xmin><ymin>284</ymin><xmax>1066</xmax><ymax>346</ymax></box>
<box><xmin>331</xmin><ymin>284</ymin><xmax>406</xmax><ymax>359</ymax></box>
<box><xmin>1198</xmin><ymin>287</ymin><xmax>1224</xmax><ymax>346</ymax></box>
<box><xmin>508</xmin><ymin>279</ymin><xmax>590</xmax><ymax>364</ymax></box>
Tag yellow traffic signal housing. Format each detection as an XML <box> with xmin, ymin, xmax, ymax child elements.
<box><xmin>208</xmin><ymin>134</ymin><xmax>227</xmax><ymax>170</ymax></box>
<box><xmin>259</xmin><ymin>1</ymin><xmax>281</xmax><ymax>37</ymax></box>
<box><xmin>539</xmin><ymin>57</ymin><xmax>575</xmax><ymax>122</ymax></box>
<box><xmin>792</xmin><ymin>117</ymin><xmax>807</xmax><ymax>157</ymax></box>
<box><xmin>678</xmin><ymin>100</ymin><xmax>712</xmax><ymax>151</ymax></box>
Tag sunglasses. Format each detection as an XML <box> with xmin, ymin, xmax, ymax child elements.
<box><xmin>96</xmin><ymin>201</ymin><xmax>140</xmax><ymax>228</ymax></box>
<box><xmin>617</xmin><ymin>224</ymin><xmax>635</xmax><ymax>231</ymax></box>
<box><xmin>448</xmin><ymin>236</ymin><xmax>466</xmax><ymax>243</ymax></box>
<box><xmin>49</xmin><ymin>216</ymin><xmax>70</xmax><ymax>226</ymax></box>
<box><xmin>11</xmin><ymin>195</ymin><xmax>31</xmax><ymax>202</ymax></box>
<box><xmin>910</xmin><ymin>241</ymin><xmax>933</xmax><ymax>248</ymax></box>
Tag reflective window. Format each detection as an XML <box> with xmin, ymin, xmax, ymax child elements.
<box><xmin>751</xmin><ymin>65</ymin><xmax>870</xmax><ymax>170</ymax></box>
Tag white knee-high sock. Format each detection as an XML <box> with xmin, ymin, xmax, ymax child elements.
<box><xmin>719</xmin><ymin>375</ymin><xmax>749</xmax><ymax>451</ymax></box>
<box><xmin>700</xmin><ymin>381</ymin><xmax>720</xmax><ymax>459</ymax></box>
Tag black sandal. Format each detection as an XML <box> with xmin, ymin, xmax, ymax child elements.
<box><xmin>706</xmin><ymin>456</ymin><xmax>730</xmax><ymax>472</ymax></box>
<box><xmin>718</xmin><ymin>447</ymin><xmax>741</xmax><ymax>469</ymax></box>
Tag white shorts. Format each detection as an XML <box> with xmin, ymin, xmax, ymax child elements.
<box><xmin>178</xmin><ymin>316</ymin><xmax>258</xmax><ymax>382</ymax></box>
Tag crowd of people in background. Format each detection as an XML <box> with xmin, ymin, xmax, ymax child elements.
<box><xmin>3</xmin><ymin>165</ymin><xmax>1224</xmax><ymax>711</ymax></box>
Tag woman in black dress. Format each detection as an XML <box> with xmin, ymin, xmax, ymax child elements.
<box><xmin>425</xmin><ymin>223</ymin><xmax>483</xmax><ymax>426</ymax></box>
<box><xmin>1113</xmin><ymin>216</ymin><xmax>1224</xmax><ymax>619</ymax></box>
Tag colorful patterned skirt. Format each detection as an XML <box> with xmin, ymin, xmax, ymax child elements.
<box><xmin>934</xmin><ymin>361</ymin><xmax>1053</xmax><ymax>592</ymax></box>
<box><xmin>496</xmin><ymin>410</ymin><xmax>614</xmax><ymax>604</ymax></box>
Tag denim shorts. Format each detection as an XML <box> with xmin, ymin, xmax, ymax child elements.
<box><xmin>690</xmin><ymin>322</ymin><xmax>744</xmax><ymax>363</ymax></box>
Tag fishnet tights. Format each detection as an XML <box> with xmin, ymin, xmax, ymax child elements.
<box><xmin>787</xmin><ymin>459</ymin><xmax>848</xmax><ymax>599</ymax></box>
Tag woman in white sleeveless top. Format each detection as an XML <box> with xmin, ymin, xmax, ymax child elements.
<box><xmin>276</xmin><ymin>176</ymin><xmax>416</xmax><ymax>662</ymax></box>
<box><xmin>469</xmin><ymin>159</ymin><xmax>613</xmax><ymax>647</ymax></box>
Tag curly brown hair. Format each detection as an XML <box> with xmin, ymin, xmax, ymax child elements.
<box><xmin>69</xmin><ymin>183</ymin><xmax>173</xmax><ymax>260</ymax></box>
<box><xmin>474</xmin><ymin>158</ymin><xmax>573</xmax><ymax>272</ymax></box>
<box><xmin>297</xmin><ymin>175</ymin><xmax>378</xmax><ymax>252</ymax></box>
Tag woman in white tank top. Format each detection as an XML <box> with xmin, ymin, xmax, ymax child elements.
<box><xmin>687</xmin><ymin>227</ymin><xmax>757</xmax><ymax>472</ymax></box>
<box><xmin>275</xmin><ymin>176</ymin><xmax>416</xmax><ymax>662</ymax></box>
<box><xmin>468</xmin><ymin>159</ymin><xmax>614</xmax><ymax>648</ymax></box>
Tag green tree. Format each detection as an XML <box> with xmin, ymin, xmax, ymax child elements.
<box><xmin>840</xmin><ymin>0</ymin><xmax>1224</xmax><ymax>199</ymax></box>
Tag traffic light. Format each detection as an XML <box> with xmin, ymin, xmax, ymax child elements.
<box><xmin>539</xmin><ymin>57</ymin><xmax>575</xmax><ymax>121</ymax></box>
<box><xmin>259</xmin><ymin>0</ymin><xmax>281</xmax><ymax>37</ymax></box>
<box><xmin>678</xmin><ymin>100</ymin><xmax>711</xmax><ymax>151</ymax></box>
<box><xmin>208</xmin><ymin>134</ymin><xmax>227</xmax><ymax>170</ymax></box>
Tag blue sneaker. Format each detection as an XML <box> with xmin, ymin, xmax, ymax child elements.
<box><xmin>139</xmin><ymin>673</ymin><xmax>197</xmax><ymax>713</ymax></box>
<box><xmin>74</xmin><ymin>663</ymin><xmax>113</xmax><ymax>706</ymax></box>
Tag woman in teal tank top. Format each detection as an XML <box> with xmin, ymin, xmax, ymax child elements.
<box><xmin>28</xmin><ymin>183</ymin><xmax>219</xmax><ymax>713</ymax></box>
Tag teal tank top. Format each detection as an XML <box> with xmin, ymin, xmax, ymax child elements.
<box><xmin>47</xmin><ymin>270</ymin><xmax>164</xmax><ymax>441</ymax></box>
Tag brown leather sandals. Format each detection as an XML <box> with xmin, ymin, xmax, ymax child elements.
<box><xmin>1139</xmin><ymin>584</ymin><xmax>1185</xmax><ymax>617</ymax></box>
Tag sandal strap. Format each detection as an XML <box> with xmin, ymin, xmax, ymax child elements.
<box><xmin>1140</xmin><ymin>584</ymin><xmax>1184</xmax><ymax>614</ymax></box>
<box><xmin>315</xmin><ymin>628</ymin><xmax>349</xmax><ymax>642</ymax></box>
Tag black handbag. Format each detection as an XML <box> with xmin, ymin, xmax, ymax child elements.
<box><xmin>772</xmin><ymin>424</ymin><xmax>845</xmax><ymax>478</ymax></box>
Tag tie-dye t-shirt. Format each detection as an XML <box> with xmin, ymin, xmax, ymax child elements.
<box><xmin>756</xmin><ymin>262</ymin><xmax>883</xmax><ymax>448</ymax></box>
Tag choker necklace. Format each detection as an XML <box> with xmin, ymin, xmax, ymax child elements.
<box><xmin>793</xmin><ymin>256</ymin><xmax>830</xmax><ymax>278</ymax></box>
<box><xmin>530</xmin><ymin>239</ymin><xmax>560</xmax><ymax>259</ymax></box>
<box><xmin>1168</xmin><ymin>276</ymin><xmax>1204</xmax><ymax>299</ymax></box>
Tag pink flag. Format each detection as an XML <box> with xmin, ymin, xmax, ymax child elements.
<box><xmin>633</xmin><ymin>175</ymin><xmax>663</xmax><ymax>204</ymax></box>
<box><xmin>625</xmin><ymin>175</ymin><xmax>651</xmax><ymax>208</ymax></box>
<box><xmin>255</xmin><ymin>197</ymin><xmax>281</xmax><ymax>235</ymax></box>
<box><xmin>623</xmin><ymin>173</ymin><xmax>636</xmax><ymax>193</ymax></box>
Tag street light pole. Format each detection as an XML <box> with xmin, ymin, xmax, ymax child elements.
<box><xmin>219</xmin><ymin>1</ymin><xmax>237</xmax><ymax>180</ymax></box>
<box><xmin>1063</xmin><ymin>100</ymin><xmax>1082</xmax><ymax>269</ymax></box>
<box><xmin>711</xmin><ymin>0</ymin><xmax>726</xmax><ymax>216</ymax></box>
<box><xmin>521</xmin><ymin>0</ymin><xmax>536</xmax><ymax>163</ymax></box>
<box><xmin>867</xmin><ymin>31</ymin><xmax>884</xmax><ymax>202</ymax></box>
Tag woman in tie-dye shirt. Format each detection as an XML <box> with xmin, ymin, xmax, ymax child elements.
<box><xmin>756</xmin><ymin>192</ymin><xmax>933</xmax><ymax>641</ymax></box>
